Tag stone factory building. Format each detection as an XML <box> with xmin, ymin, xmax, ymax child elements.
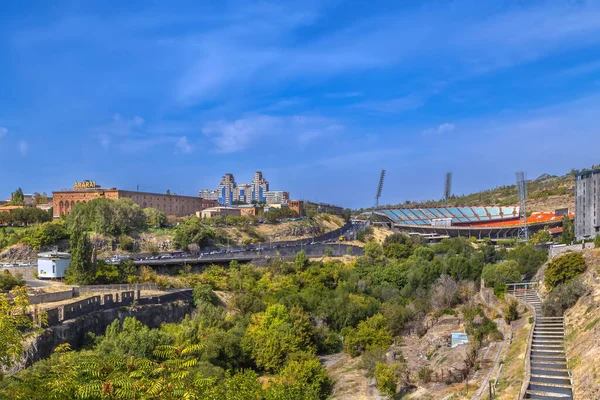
<box><xmin>53</xmin><ymin>181</ymin><xmax>217</xmax><ymax>218</ymax></box>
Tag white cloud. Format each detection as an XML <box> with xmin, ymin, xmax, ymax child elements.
<box><xmin>0</xmin><ymin>127</ymin><xmax>6</xmax><ymax>138</ymax></box>
<box><xmin>423</xmin><ymin>123</ymin><xmax>456</xmax><ymax>135</ymax></box>
<box><xmin>18</xmin><ymin>140</ymin><xmax>28</xmax><ymax>155</ymax></box>
<box><xmin>175</xmin><ymin>136</ymin><xmax>193</xmax><ymax>154</ymax></box>
<box><xmin>202</xmin><ymin>114</ymin><xmax>343</xmax><ymax>153</ymax></box>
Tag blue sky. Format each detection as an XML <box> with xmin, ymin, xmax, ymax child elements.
<box><xmin>1</xmin><ymin>0</ymin><xmax>600</xmax><ymax>208</ymax></box>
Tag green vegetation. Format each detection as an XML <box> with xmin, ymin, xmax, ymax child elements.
<box><xmin>544</xmin><ymin>252</ymin><xmax>587</xmax><ymax>289</ymax></box>
<box><xmin>560</xmin><ymin>215</ymin><xmax>575</xmax><ymax>244</ymax></box>
<box><xmin>65</xmin><ymin>222</ymin><xmax>95</xmax><ymax>285</ymax></box>
<box><xmin>504</xmin><ymin>299</ymin><xmax>519</xmax><ymax>324</ymax></box>
<box><xmin>66</xmin><ymin>198</ymin><xmax>147</xmax><ymax>235</ymax></box>
<box><xmin>0</xmin><ymin>270</ymin><xmax>25</xmax><ymax>290</ymax></box>
<box><xmin>530</xmin><ymin>227</ymin><xmax>553</xmax><ymax>244</ymax></box>
<box><xmin>542</xmin><ymin>280</ymin><xmax>587</xmax><ymax>317</ymax></box>
<box><xmin>1</xmin><ymin>235</ymin><xmax>546</xmax><ymax>399</ymax></box>
<box><xmin>172</xmin><ymin>216</ymin><xmax>218</xmax><ymax>249</ymax></box>
<box><xmin>482</xmin><ymin>260</ymin><xmax>521</xmax><ymax>287</ymax></box>
<box><xmin>0</xmin><ymin>207</ymin><xmax>52</xmax><ymax>226</ymax></box>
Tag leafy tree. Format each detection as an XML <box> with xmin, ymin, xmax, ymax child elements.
<box><xmin>504</xmin><ymin>299</ymin><xmax>519</xmax><ymax>324</ymax></box>
<box><xmin>382</xmin><ymin>242</ymin><xmax>412</xmax><ymax>260</ymax></box>
<box><xmin>65</xmin><ymin>222</ymin><xmax>95</xmax><ymax>285</ymax></box>
<box><xmin>193</xmin><ymin>283</ymin><xmax>219</xmax><ymax>306</ymax></box>
<box><xmin>506</xmin><ymin>244</ymin><xmax>547</xmax><ymax>277</ymax></box>
<box><xmin>173</xmin><ymin>216</ymin><xmax>217</xmax><ymax>250</ymax></box>
<box><xmin>94</xmin><ymin>317</ymin><xmax>164</xmax><ymax>358</ymax></box>
<box><xmin>243</xmin><ymin>304</ymin><xmax>314</xmax><ymax>372</ymax></box>
<box><xmin>144</xmin><ymin>207</ymin><xmax>167</xmax><ymax>228</ymax></box>
<box><xmin>530</xmin><ymin>227</ymin><xmax>553</xmax><ymax>244</ymax></box>
<box><xmin>342</xmin><ymin>208</ymin><xmax>352</xmax><ymax>223</ymax></box>
<box><xmin>10</xmin><ymin>188</ymin><xmax>24</xmax><ymax>205</ymax></box>
<box><xmin>343</xmin><ymin>314</ymin><xmax>392</xmax><ymax>357</ymax></box>
<box><xmin>542</xmin><ymin>279</ymin><xmax>587</xmax><ymax>316</ymax></box>
<box><xmin>364</xmin><ymin>241</ymin><xmax>384</xmax><ymax>259</ymax></box>
<box><xmin>544</xmin><ymin>252</ymin><xmax>587</xmax><ymax>289</ymax></box>
<box><xmin>595</xmin><ymin>235</ymin><xmax>600</xmax><ymax>248</ymax></box>
<box><xmin>32</xmin><ymin>192</ymin><xmax>49</xmax><ymax>205</ymax></box>
<box><xmin>481</xmin><ymin>260</ymin><xmax>521</xmax><ymax>287</ymax></box>
<box><xmin>0</xmin><ymin>270</ymin><xmax>25</xmax><ymax>290</ymax></box>
<box><xmin>560</xmin><ymin>216</ymin><xmax>575</xmax><ymax>244</ymax></box>
<box><xmin>20</xmin><ymin>221</ymin><xmax>68</xmax><ymax>250</ymax></box>
<box><xmin>324</xmin><ymin>247</ymin><xmax>334</xmax><ymax>257</ymax></box>
<box><xmin>295</xmin><ymin>250</ymin><xmax>309</xmax><ymax>270</ymax></box>
<box><xmin>0</xmin><ymin>286</ymin><xmax>32</xmax><ymax>372</ymax></box>
<box><xmin>374</xmin><ymin>362</ymin><xmax>400</xmax><ymax>398</ymax></box>
<box><xmin>94</xmin><ymin>260</ymin><xmax>120</xmax><ymax>284</ymax></box>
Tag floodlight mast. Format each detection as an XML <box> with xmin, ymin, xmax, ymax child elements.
<box><xmin>371</xmin><ymin>169</ymin><xmax>386</xmax><ymax>222</ymax></box>
<box><xmin>444</xmin><ymin>172</ymin><xmax>453</xmax><ymax>206</ymax></box>
<box><xmin>516</xmin><ymin>171</ymin><xmax>529</xmax><ymax>242</ymax></box>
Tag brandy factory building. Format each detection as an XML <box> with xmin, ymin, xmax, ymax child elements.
<box><xmin>53</xmin><ymin>181</ymin><xmax>218</xmax><ymax>218</ymax></box>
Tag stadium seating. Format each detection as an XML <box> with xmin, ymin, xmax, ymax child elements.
<box><xmin>376</xmin><ymin>206</ymin><xmax>521</xmax><ymax>226</ymax></box>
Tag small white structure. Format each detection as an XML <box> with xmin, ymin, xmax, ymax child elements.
<box><xmin>37</xmin><ymin>251</ymin><xmax>70</xmax><ymax>279</ymax></box>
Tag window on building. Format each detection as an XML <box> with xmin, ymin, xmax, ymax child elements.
<box><xmin>52</xmin><ymin>264</ymin><xmax>55</xmax><ymax>274</ymax></box>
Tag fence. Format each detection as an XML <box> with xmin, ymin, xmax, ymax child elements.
<box><xmin>75</xmin><ymin>283</ymin><xmax>158</xmax><ymax>293</ymax></box>
<box><xmin>26</xmin><ymin>289</ymin><xmax>193</xmax><ymax>327</ymax></box>
<box><xmin>549</xmin><ymin>242</ymin><xmax>595</xmax><ymax>258</ymax></box>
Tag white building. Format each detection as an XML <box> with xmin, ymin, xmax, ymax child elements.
<box><xmin>37</xmin><ymin>251</ymin><xmax>71</xmax><ymax>279</ymax></box>
<box><xmin>265</xmin><ymin>191</ymin><xmax>290</xmax><ymax>205</ymax></box>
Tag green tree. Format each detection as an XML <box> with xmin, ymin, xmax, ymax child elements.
<box><xmin>173</xmin><ymin>217</ymin><xmax>217</xmax><ymax>250</ymax></box>
<box><xmin>544</xmin><ymin>252</ymin><xmax>587</xmax><ymax>289</ymax></box>
<box><xmin>595</xmin><ymin>235</ymin><xmax>600</xmax><ymax>249</ymax></box>
<box><xmin>342</xmin><ymin>208</ymin><xmax>352</xmax><ymax>223</ymax></box>
<box><xmin>374</xmin><ymin>362</ymin><xmax>400</xmax><ymax>398</ymax></box>
<box><xmin>295</xmin><ymin>250</ymin><xmax>309</xmax><ymax>270</ymax></box>
<box><xmin>481</xmin><ymin>260</ymin><xmax>521</xmax><ymax>287</ymax></box>
<box><xmin>364</xmin><ymin>241</ymin><xmax>384</xmax><ymax>259</ymax></box>
<box><xmin>144</xmin><ymin>207</ymin><xmax>167</xmax><ymax>228</ymax></box>
<box><xmin>65</xmin><ymin>223</ymin><xmax>95</xmax><ymax>284</ymax></box>
<box><xmin>10</xmin><ymin>188</ymin><xmax>24</xmax><ymax>205</ymax></box>
<box><xmin>0</xmin><ymin>286</ymin><xmax>32</xmax><ymax>372</ymax></box>
<box><xmin>530</xmin><ymin>227</ymin><xmax>553</xmax><ymax>244</ymax></box>
<box><xmin>504</xmin><ymin>299</ymin><xmax>519</xmax><ymax>324</ymax></box>
<box><xmin>343</xmin><ymin>314</ymin><xmax>392</xmax><ymax>357</ymax></box>
<box><xmin>324</xmin><ymin>247</ymin><xmax>334</xmax><ymax>257</ymax></box>
<box><xmin>560</xmin><ymin>216</ymin><xmax>575</xmax><ymax>244</ymax></box>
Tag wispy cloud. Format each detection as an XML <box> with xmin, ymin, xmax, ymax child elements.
<box><xmin>92</xmin><ymin>114</ymin><xmax>145</xmax><ymax>149</ymax></box>
<box><xmin>175</xmin><ymin>136</ymin><xmax>193</xmax><ymax>154</ymax></box>
<box><xmin>202</xmin><ymin>114</ymin><xmax>343</xmax><ymax>153</ymax></box>
<box><xmin>0</xmin><ymin>127</ymin><xmax>6</xmax><ymax>138</ymax></box>
<box><xmin>18</xmin><ymin>140</ymin><xmax>28</xmax><ymax>155</ymax></box>
<box><xmin>423</xmin><ymin>123</ymin><xmax>455</xmax><ymax>135</ymax></box>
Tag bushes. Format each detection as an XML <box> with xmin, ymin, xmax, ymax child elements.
<box><xmin>20</xmin><ymin>221</ymin><xmax>68</xmax><ymax>250</ymax></box>
<box><xmin>504</xmin><ymin>300</ymin><xmax>519</xmax><ymax>324</ymax></box>
<box><xmin>481</xmin><ymin>260</ymin><xmax>521</xmax><ymax>287</ymax></box>
<box><xmin>0</xmin><ymin>270</ymin><xmax>25</xmax><ymax>290</ymax></box>
<box><xmin>542</xmin><ymin>280</ymin><xmax>586</xmax><ymax>317</ymax></box>
<box><xmin>544</xmin><ymin>252</ymin><xmax>586</xmax><ymax>289</ymax></box>
<box><xmin>173</xmin><ymin>217</ymin><xmax>217</xmax><ymax>250</ymax></box>
<box><xmin>342</xmin><ymin>314</ymin><xmax>393</xmax><ymax>357</ymax></box>
<box><xmin>193</xmin><ymin>284</ymin><xmax>218</xmax><ymax>306</ymax></box>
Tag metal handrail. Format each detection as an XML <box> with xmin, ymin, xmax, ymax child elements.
<box><xmin>507</xmin><ymin>291</ymin><xmax>536</xmax><ymax>400</ymax></box>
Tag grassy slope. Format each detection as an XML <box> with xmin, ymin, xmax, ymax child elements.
<box><xmin>564</xmin><ymin>249</ymin><xmax>600</xmax><ymax>399</ymax></box>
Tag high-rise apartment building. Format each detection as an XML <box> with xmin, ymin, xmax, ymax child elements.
<box><xmin>200</xmin><ymin>171</ymin><xmax>271</xmax><ymax>205</ymax></box>
<box><xmin>251</xmin><ymin>171</ymin><xmax>269</xmax><ymax>203</ymax></box>
<box><xmin>218</xmin><ymin>173</ymin><xmax>236</xmax><ymax>205</ymax></box>
<box><xmin>575</xmin><ymin>169</ymin><xmax>600</xmax><ymax>240</ymax></box>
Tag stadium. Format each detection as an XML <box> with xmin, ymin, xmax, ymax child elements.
<box><xmin>372</xmin><ymin>206</ymin><xmax>572</xmax><ymax>240</ymax></box>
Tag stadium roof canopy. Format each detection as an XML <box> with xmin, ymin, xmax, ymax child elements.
<box><xmin>376</xmin><ymin>206</ymin><xmax>520</xmax><ymax>226</ymax></box>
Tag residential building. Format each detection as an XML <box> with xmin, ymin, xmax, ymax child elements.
<box><xmin>53</xmin><ymin>182</ymin><xmax>218</xmax><ymax>218</ymax></box>
<box><xmin>575</xmin><ymin>169</ymin><xmax>600</xmax><ymax>240</ymax></box>
<box><xmin>200</xmin><ymin>171</ymin><xmax>271</xmax><ymax>205</ymax></box>
<box><xmin>199</xmin><ymin>207</ymin><xmax>242</xmax><ymax>219</ymax></box>
<box><xmin>251</xmin><ymin>171</ymin><xmax>269</xmax><ymax>203</ymax></box>
<box><xmin>199</xmin><ymin>189</ymin><xmax>220</xmax><ymax>201</ymax></box>
<box><xmin>265</xmin><ymin>191</ymin><xmax>289</xmax><ymax>205</ymax></box>
<box><xmin>218</xmin><ymin>173</ymin><xmax>236</xmax><ymax>205</ymax></box>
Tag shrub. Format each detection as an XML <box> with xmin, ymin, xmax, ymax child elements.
<box><xmin>542</xmin><ymin>279</ymin><xmax>586</xmax><ymax>316</ymax></box>
<box><xmin>118</xmin><ymin>235</ymin><xmax>135</xmax><ymax>252</ymax></box>
<box><xmin>594</xmin><ymin>235</ymin><xmax>600</xmax><ymax>249</ymax></box>
<box><xmin>481</xmin><ymin>260</ymin><xmax>521</xmax><ymax>287</ymax></box>
<box><xmin>418</xmin><ymin>366</ymin><xmax>433</xmax><ymax>383</ymax></box>
<box><xmin>504</xmin><ymin>300</ymin><xmax>519</xmax><ymax>324</ymax></box>
<box><xmin>193</xmin><ymin>283</ymin><xmax>218</xmax><ymax>306</ymax></box>
<box><xmin>374</xmin><ymin>362</ymin><xmax>400</xmax><ymax>398</ymax></box>
<box><xmin>493</xmin><ymin>283</ymin><xmax>507</xmax><ymax>299</ymax></box>
<box><xmin>544</xmin><ymin>252</ymin><xmax>586</xmax><ymax>289</ymax></box>
<box><xmin>324</xmin><ymin>247</ymin><xmax>334</xmax><ymax>257</ymax></box>
<box><xmin>343</xmin><ymin>314</ymin><xmax>392</xmax><ymax>357</ymax></box>
<box><xmin>0</xmin><ymin>270</ymin><xmax>25</xmax><ymax>290</ymax></box>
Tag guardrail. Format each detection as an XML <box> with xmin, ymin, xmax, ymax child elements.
<box><xmin>508</xmin><ymin>292</ymin><xmax>535</xmax><ymax>400</ymax></box>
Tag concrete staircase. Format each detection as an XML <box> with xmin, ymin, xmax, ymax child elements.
<box><xmin>515</xmin><ymin>290</ymin><xmax>573</xmax><ymax>399</ymax></box>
